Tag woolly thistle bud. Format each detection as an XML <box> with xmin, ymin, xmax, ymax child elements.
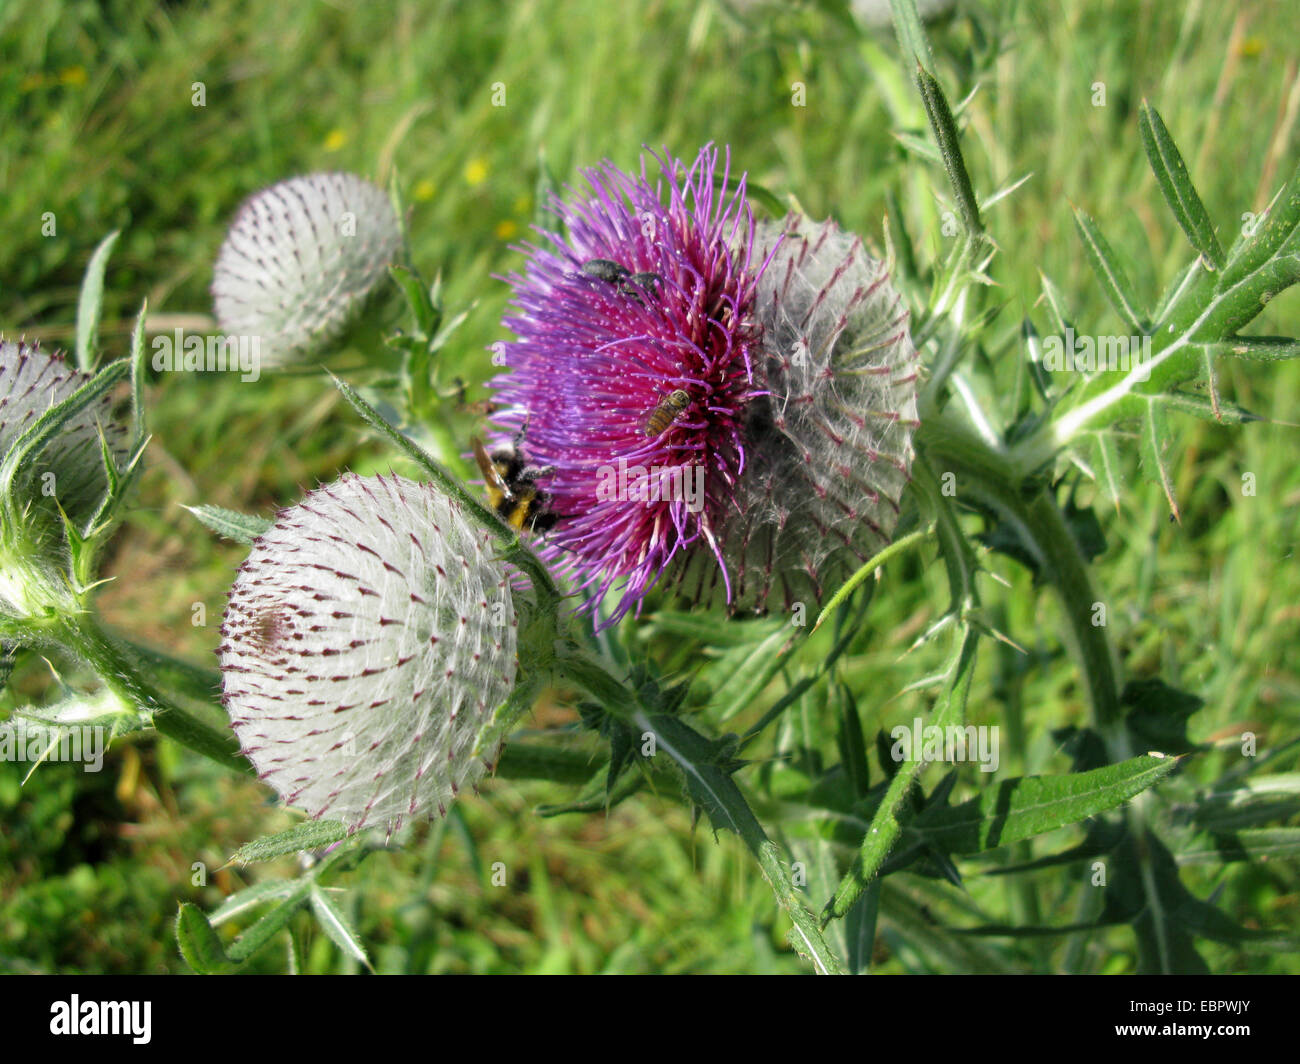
<box><xmin>211</xmin><ymin>172</ymin><xmax>402</xmax><ymax>368</ymax></box>
<box><xmin>218</xmin><ymin>473</ymin><xmax>518</xmax><ymax>834</ymax></box>
<box><xmin>0</xmin><ymin>339</ymin><xmax>129</xmax><ymax>526</ymax></box>
<box><xmin>677</xmin><ymin>214</ymin><xmax>920</xmax><ymax>613</ymax></box>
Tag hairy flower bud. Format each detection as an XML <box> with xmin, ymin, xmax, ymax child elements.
<box><xmin>211</xmin><ymin>172</ymin><xmax>402</xmax><ymax>368</ymax></box>
<box><xmin>678</xmin><ymin>214</ymin><xmax>920</xmax><ymax>613</ymax></box>
<box><xmin>0</xmin><ymin>339</ymin><xmax>128</xmax><ymax>526</ymax></box>
<box><xmin>219</xmin><ymin>474</ymin><xmax>517</xmax><ymax>833</ymax></box>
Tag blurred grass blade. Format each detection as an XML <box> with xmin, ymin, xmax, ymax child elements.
<box><xmin>889</xmin><ymin>0</ymin><xmax>936</xmax><ymax>74</ymax></box>
<box><xmin>822</xmin><ymin>625</ymin><xmax>979</xmax><ymax>925</ymax></box>
<box><xmin>75</xmin><ymin>229</ymin><xmax>121</xmax><ymax>371</ymax></box>
<box><xmin>1139</xmin><ymin>101</ymin><xmax>1223</xmax><ymax>270</ymax></box>
<box><xmin>1178</xmin><ymin>828</ymin><xmax>1300</xmax><ymax>864</ymax></box>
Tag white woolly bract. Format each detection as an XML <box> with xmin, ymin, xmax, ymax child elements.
<box><xmin>681</xmin><ymin>215</ymin><xmax>920</xmax><ymax>613</ymax></box>
<box><xmin>219</xmin><ymin>474</ymin><xmax>517</xmax><ymax>834</ymax></box>
<box><xmin>211</xmin><ymin>172</ymin><xmax>401</xmax><ymax>367</ymax></box>
<box><xmin>0</xmin><ymin>340</ymin><xmax>128</xmax><ymax>524</ymax></box>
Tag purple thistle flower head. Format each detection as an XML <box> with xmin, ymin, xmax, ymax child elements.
<box><xmin>489</xmin><ymin>145</ymin><xmax>766</xmax><ymax>623</ymax></box>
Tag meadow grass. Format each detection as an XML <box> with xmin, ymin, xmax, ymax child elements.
<box><xmin>1</xmin><ymin>0</ymin><xmax>1296</xmax><ymax>973</ymax></box>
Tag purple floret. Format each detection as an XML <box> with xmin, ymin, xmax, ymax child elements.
<box><xmin>490</xmin><ymin>145</ymin><xmax>772</xmax><ymax>624</ymax></box>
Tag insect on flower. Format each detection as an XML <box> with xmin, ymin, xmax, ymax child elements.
<box><xmin>471</xmin><ymin>432</ymin><xmax>560</xmax><ymax>533</ymax></box>
<box><xmin>580</xmin><ymin>258</ymin><xmax>663</xmax><ymax>302</ymax></box>
<box><xmin>644</xmin><ymin>389</ymin><xmax>692</xmax><ymax>437</ymax></box>
<box><xmin>490</xmin><ymin>144</ymin><xmax>767</xmax><ymax>625</ymax></box>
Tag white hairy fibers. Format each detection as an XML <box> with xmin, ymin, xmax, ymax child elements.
<box><xmin>211</xmin><ymin>172</ymin><xmax>401</xmax><ymax>367</ymax></box>
<box><xmin>219</xmin><ymin>474</ymin><xmax>517</xmax><ymax>833</ymax></box>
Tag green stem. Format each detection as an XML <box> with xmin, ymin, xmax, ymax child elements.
<box><xmin>916</xmin><ymin>415</ymin><xmax>1125</xmax><ymax>737</ymax></box>
<box><xmin>56</xmin><ymin>616</ymin><xmax>252</xmax><ymax>776</ymax></box>
<box><xmin>554</xmin><ymin>642</ymin><xmax>845</xmax><ymax>974</ymax></box>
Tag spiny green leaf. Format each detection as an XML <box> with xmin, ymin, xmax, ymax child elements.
<box><xmin>184</xmin><ymin>503</ymin><xmax>273</xmax><ymax>544</ymax></box>
<box><xmin>309</xmin><ymin>884</ymin><xmax>373</xmax><ymax>971</ymax></box>
<box><xmin>1072</xmin><ymin>207</ymin><xmax>1147</xmax><ymax>334</ymax></box>
<box><xmin>1140</xmin><ymin>399</ymin><xmax>1180</xmax><ymax>521</ymax></box>
<box><xmin>916</xmin><ymin>67</ymin><xmax>982</xmax><ymax>236</ymax></box>
<box><xmin>889</xmin><ymin>0</ymin><xmax>937</xmax><ymax>75</ymax></box>
<box><xmin>1139</xmin><ymin>102</ymin><xmax>1223</xmax><ymax>270</ymax></box>
<box><xmin>389</xmin><ymin>264</ymin><xmax>438</xmax><ymax>341</ymax></box>
<box><xmin>906</xmin><ymin>754</ymin><xmax>1178</xmax><ymax>855</ymax></box>
<box><xmin>75</xmin><ymin>230</ymin><xmax>121</xmax><ymax>371</ymax></box>
<box><xmin>209</xmin><ymin>879</ymin><xmax>305</xmax><ymax>926</ymax></box>
<box><xmin>227</xmin><ymin>820</ymin><xmax>349</xmax><ymax>865</ymax></box>
<box><xmin>1091</xmin><ymin>432</ymin><xmax>1124</xmax><ymax>512</ymax></box>
<box><xmin>225</xmin><ymin>884</ymin><xmax>313</xmax><ymax>964</ymax></box>
<box><xmin>176</xmin><ymin>903</ymin><xmax>235</xmax><ymax>974</ymax></box>
<box><xmin>1220</xmin><ymin>157</ymin><xmax>1300</xmax><ymax>291</ymax></box>
<box><xmin>494</xmin><ymin>742</ymin><xmax>603</xmax><ymax>785</ymax></box>
<box><xmin>1206</xmin><ymin>335</ymin><xmax>1300</xmax><ymax>362</ymax></box>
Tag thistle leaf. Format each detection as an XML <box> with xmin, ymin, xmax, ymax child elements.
<box><xmin>905</xmin><ymin>754</ymin><xmax>1178</xmax><ymax>855</ymax></box>
<box><xmin>209</xmin><ymin>879</ymin><xmax>305</xmax><ymax>926</ymax></box>
<box><xmin>75</xmin><ymin>230</ymin><xmax>121</xmax><ymax>371</ymax></box>
<box><xmin>176</xmin><ymin>903</ymin><xmax>235</xmax><ymax>974</ymax></box>
<box><xmin>184</xmin><ymin>503</ymin><xmax>273</xmax><ymax>544</ymax></box>
<box><xmin>1072</xmin><ymin>207</ymin><xmax>1147</xmax><ymax>334</ymax></box>
<box><xmin>1206</xmin><ymin>335</ymin><xmax>1300</xmax><ymax>362</ymax></box>
<box><xmin>309</xmin><ymin>884</ymin><xmax>373</xmax><ymax>971</ymax></box>
<box><xmin>1140</xmin><ymin>398</ymin><xmax>1180</xmax><ymax>521</ymax></box>
<box><xmin>227</xmin><ymin>820</ymin><xmax>349</xmax><ymax>865</ymax></box>
<box><xmin>1139</xmin><ymin>102</ymin><xmax>1223</xmax><ymax>270</ymax></box>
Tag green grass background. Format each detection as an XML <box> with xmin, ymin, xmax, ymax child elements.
<box><xmin>1</xmin><ymin>0</ymin><xmax>1297</xmax><ymax>973</ymax></box>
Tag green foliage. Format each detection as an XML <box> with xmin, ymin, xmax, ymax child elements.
<box><xmin>2</xmin><ymin>0</ymin><xmax>1297</xmax><ymax>975</ymax></box>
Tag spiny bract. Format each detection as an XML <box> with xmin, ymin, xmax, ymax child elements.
<box><xmin>0</xmin><ymin>339</ymin><xmax>129</xmax><ymax>526</ymax></box>
<box><xmin>218</xmin><ymin>473</ymin><xmax>517</xmax><ymax>834</ymax></box>
<box><xmin>677</xmin><ymin>214</ymin><xmax>920</xmax><ymax>613</ymax></box>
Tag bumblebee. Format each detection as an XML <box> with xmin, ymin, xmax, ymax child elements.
<box><xmin>645</xmin><ymin>389</ymin><xmax>691</xmax><ymax>437</ymax></box>
<box><xmin>471</xmin><ymin>433</ymin><xmax>560</xmax><ymax>534</ymax></box>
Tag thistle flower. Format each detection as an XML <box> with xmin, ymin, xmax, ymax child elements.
<box><xmin>218</xmin><ymin>473</ymin><xmax>517</xmax><ymax>834</ymax></box>
<box><xmin>488</xmin><ymin>145</ymin><xmax>765</xmax><ymax>623</ymax></box>
<box><xmin>0</xmin><ymin>339</ymin><xmax>128</xmax><ymax>526</ymax></box>
<box><xmin>211</xmin><ymin>172</ymin><xmax>402</xmax><ymax>368</ymax></box>
<box><xmin>678</xmin><ymin>214</ymin><xmax>920</xmax><ymax>613</ymax></box>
